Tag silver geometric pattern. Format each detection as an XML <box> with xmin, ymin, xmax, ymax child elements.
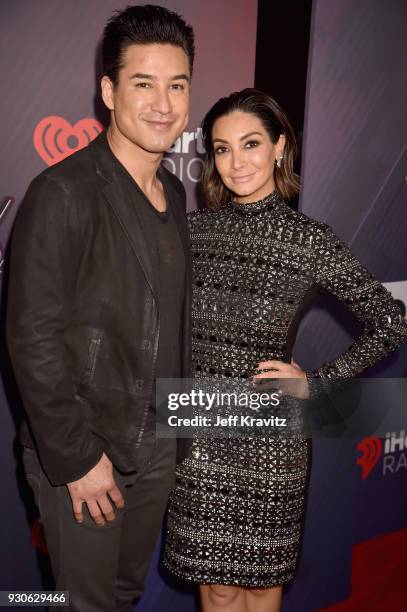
<box><xmin>164</xmin><ymin>191</ymin><xmax>407</xmax><ymax>586</ymax></box>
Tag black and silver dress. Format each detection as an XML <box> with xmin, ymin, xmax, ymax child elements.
<box><xmin>164</xmin><ymin>191</ymin><xmax>407</xmax><ymax>587</ymax></box>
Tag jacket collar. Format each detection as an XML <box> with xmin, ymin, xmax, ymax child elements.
<box><xmin>88</xmin><ymin>131</ymin><xmax>187</xmax><ymax>300</ymax></box>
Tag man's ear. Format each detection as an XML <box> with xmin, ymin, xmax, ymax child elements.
<box><xmin>101</xmin><ymin>76</ymin><xmax>115</xmax><ymax>111</ymax></box>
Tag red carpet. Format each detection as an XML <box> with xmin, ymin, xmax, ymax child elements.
<box><xmin>318</xmin><ymin>530</ymin><xmax>407</xmax><ymax>612</ymax></box>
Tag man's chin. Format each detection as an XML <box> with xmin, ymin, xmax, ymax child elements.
<box><xmin>140</xmin><ymin>138</ymin><xmax>178</xmax><ymax>155</ymax></box>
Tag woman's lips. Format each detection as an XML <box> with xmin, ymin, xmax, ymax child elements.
<box><xmin>230</xmin><ymin>173</ymin><xmax>256</xmax><ymax>183</ymax></box>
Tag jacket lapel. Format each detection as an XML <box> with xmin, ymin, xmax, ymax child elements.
<box><xmin>102</xmin><ymin>180</ymin><xmax>156</xmax><ymax>298</ymax></box>
<box><xmin>159</xmin><ymin>166</ymin><xmax>190</xmax><ymax>263</ymax></box>
<box><xmin>90</xmin><ymin>132</ymin><xmax>156</xmax><ymax>299</ymax></box>
<box><xmin>89</xmin><ymin>132</ymin><xmax>191</xmax><ymax>301</ymax></box>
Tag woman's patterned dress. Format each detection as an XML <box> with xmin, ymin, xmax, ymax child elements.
<box><xmin>164</xmin><ymin>191</ymin><xmax>407</xmax><ymax>586</ymax></box>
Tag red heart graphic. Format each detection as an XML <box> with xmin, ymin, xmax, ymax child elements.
<box><xmin>33</xmin><ymin>116</ymin><xmax>104</xmax><ymax>167</ymax></box>
<box><xmin>356</xmin><ymin>436</ymin><xmax>382</xmax><ymax>479</ymax></box>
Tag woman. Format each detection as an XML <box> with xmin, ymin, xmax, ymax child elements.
<box><xmin>164</xmin><ymin>89</ymin><xmax>407</xmax><ymax>612</ymax></box>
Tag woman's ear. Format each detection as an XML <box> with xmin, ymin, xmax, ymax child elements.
<box><xmin>276</xmin><ymin>133</ymin><xmax>286</xmax><ymax>159</ymax></box>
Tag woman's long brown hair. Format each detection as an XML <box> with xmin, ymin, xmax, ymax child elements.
<box><xmin>201</xmin><ymin>88</ymin><xmax>300</xmax><ymax>209</ymax></box>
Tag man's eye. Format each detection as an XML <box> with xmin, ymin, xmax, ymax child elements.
<box><xmin>135</xmin><ymin>82</ymin><xmax>151</xmax><ymax>88</ymax></box>
<box><xmin>171</xmin><ymin>83</ymin><xmax>185</xmax><ymax>90</ymax></box>
<box><xmin>245</xmin><ymin>140</ymin><xmax>259</xmax><ymax>148</ymax></box>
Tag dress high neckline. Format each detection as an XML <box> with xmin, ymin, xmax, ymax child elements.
<box><xmin>229</xmin><ymin>190</ymin><xmax>282</xmax><ymax>215</ymax></box>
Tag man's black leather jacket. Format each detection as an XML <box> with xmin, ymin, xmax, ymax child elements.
<box><xmin>7</xmin><ymin>132</ymin><xmax>192</xmax><ymax>485</ymax></box>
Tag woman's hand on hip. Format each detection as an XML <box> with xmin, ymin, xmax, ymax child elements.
<box><xmin>252</xmin><ymin>359</ymin><xmax>309</xmax><ymax>399</ymax></box>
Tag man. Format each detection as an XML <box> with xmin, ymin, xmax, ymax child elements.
<box><xmin>7</xmin><ymin>5</ymin><xmax>194</xmax><ymax>611</ymax></box>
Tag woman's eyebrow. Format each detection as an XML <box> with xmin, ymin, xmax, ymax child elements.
<box><xmin>213</xmin><ymin>131</ymin><xmax>263</xmax><ymax>144</ymax></box>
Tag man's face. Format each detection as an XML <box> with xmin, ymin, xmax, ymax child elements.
<box><xmin>102</xmin><ymin>43</ymin><xmax>190</xmax><ymax>154</ymax></box>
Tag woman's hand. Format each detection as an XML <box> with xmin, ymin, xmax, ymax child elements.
<box><xmin>252</xmin><ymin>359</ymin><xmax>309</xmax><ymax>400</ymax></box>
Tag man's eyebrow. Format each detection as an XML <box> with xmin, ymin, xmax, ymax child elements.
<box><xmin>129</xmin><ymin>73</ymin><xmax>155</xmax><ymax>80</ymax></box>
<box><xmin>129</xmin><ymin>72</ymin><xmax>190</xmax><ymax>82</ymax></box>
<box><xmin>171</xmin><ymin>74</ymin><xmax>190</xmax><ymax>82</ymax></box>
<box><xmin>213</xmin><ymin>131</ymin><xmax>263</xmax><ymax>144</ymax></box>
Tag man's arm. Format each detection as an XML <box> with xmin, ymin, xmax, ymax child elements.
<box><xmin>6</xmin><ymin>173</ymin><xmax>103</xmax><ymax>484</ymax></box>
<box><xmin>7</xmin><ymin>174</ymin><xmax>125</xmax><ymax>524</ymax></box>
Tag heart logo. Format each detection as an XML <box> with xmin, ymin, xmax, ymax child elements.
<box><xmin>356</xmin><ymin>436</ymin><xmax>382</xmax><ymax>479</ymax></box>
<box><xmin>33</xmin><ymin>116</ymin><xmax>104</xmax><ymax>166</ymax></box>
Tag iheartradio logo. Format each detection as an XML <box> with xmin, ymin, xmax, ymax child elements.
<box><xmin>33</xmin><ymin>116</ymin><xmax>103</xmax><ymax>166</ymax></box>
<box><xmin>356</xmin><ymin>431</ymin><xmax>407</xmax><ymax>479</ymax></box>
<box><xmin>356</xmin><ymin>437</ymin><xmax>382</xmax><ymax>479</ymax></box>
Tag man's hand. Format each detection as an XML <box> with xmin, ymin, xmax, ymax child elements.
<box><xmin>252</xmin><ymin>359</ymin><xmax>309</xmax><ymax>399</ymax></box>
<box><xmin>67</xmin><ymin>453</ymin><xmax>125</xmax><ymax>526</ymax></box>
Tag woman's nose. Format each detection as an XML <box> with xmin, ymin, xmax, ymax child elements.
<box><xmin>231</xmin><ymin>151</ymin><xmax>246</xmax><ymax>170</ymax></box>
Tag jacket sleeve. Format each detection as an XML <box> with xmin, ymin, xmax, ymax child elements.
<box><xmin>6</xmin><ymin>174</ymin><xmax>103</xmax><ymax>485</ymax></box>
<box><xmin>307</xmin><ymin>223</ymin><xmax>407</xmax><ymax>381</ymax></box>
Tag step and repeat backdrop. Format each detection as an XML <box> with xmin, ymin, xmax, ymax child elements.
<box><xmin>0</xmin><ymin>1</ymin><xmax>406</xmax><ymax>611</ymax></box>
<box><xmin>292</xmin><ymin>1</ymin><xmax>407</xmax><ymax>610</ymax></box>
<box><xmin>0</xmin><ymin>1</ymin><xmax>258</xmax><ymax>608</ymax></box>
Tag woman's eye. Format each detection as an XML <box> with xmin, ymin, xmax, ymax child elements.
<box><xmin>245</xmin><ymin>140</ymin><xmax>260</xmax><ymax>148</ymax></box>
<box><xmin>214</xmin><ymin>146</ymin><xmax>228</xmax><ymax>155</ymax></box>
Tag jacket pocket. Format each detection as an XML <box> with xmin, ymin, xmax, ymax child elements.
<box><xmin>80</xmin><ymin>330</ymin><xmax>103</xmax><ymax>389</ymax></box>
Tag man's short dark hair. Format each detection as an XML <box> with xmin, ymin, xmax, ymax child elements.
<box><xmin>102</xmin><ymin>4</ymin><xmax>195</xmax><ymax>85</ymax></box>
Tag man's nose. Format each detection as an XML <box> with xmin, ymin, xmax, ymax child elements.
<box><xmin>151</xmin><ymin>87</ymin><xmax>172</xmax><ymax>115</ymax></box>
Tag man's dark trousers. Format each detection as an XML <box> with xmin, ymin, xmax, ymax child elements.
<box><xmin>23</xmin><ymin>437</ymin><xmax>176</xmax><ymax>612</ymax></box>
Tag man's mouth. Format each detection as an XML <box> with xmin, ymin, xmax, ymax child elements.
<box><xmin>144</xmin><ymin>119</ymin><xmax>175</xmax><ymax>131</ymax></box>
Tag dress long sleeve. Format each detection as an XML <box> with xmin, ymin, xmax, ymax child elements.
<box><xmin>308</xmin><ymin>224</ymin><xmax>407</xmax><ymax>380</ymax></box>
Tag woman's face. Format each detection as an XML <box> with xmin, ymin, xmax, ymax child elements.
<box><xmin>212</xmin><ymin>111</ymin><xmax>285</xmax><ymax>203</ymax></box>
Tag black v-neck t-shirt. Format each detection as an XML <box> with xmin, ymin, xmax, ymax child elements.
<box><xmin>137</xmin><ymin>189</ymin><xmax>185</xmax><ymax>381</ymax></box>
<box><xmin>115</xmin><ymin>162</ymin><xmax>186</xmax><ymax>411</ymax></box>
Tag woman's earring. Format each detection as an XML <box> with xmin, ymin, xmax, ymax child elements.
<box><xmin>276</xmin><ymin>155</ymin><xmax>284</xmax><ymax>168</ymax></box>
